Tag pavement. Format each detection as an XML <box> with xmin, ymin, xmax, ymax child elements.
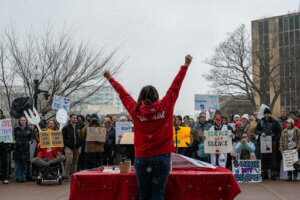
<box><xmin>0</xmin><ymin>180</ymin><xmax>300</xmax><ymax>200</ymax></box>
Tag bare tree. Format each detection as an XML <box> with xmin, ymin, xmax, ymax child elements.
<box><xmin>204</xmin><ymin>24</ymin><xmax>292</xmax><ymax>112</ymax></box>
<box><xmin>1</xmin><ymin>25</ymin><xmax>124</xmax><ymax>117</ymax></box>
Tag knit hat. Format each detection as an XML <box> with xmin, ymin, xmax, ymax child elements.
<box><xmin>287</xmin><ymin>118</ymin><xmax>294</xmax><ymax>124</ymax></box>
<box><xmin>241</xmin><ymin>114</ymin><xmax>249</xmax><ymax>121</ymax></box>
<box><xmin>90</xmin><ymin>113</ymin><xmax>101</xmax><ymax>122</ymax></box>
<box><xmin>263</xmin><ymin>108</ymin><xmax>271</xmax><ymax>115</ymax></box>
<box><xmin>290</xmin><ymin>110</ymin><xmax>297</xmax><ymax>116</ymax></box>
<box><xmin>199</xmin><ymin>112</ymin><xmax>206</xmax><ymax>117</ymax></box>
<box><xmin>234</xmin><ymin>114</ymin><xmax>240</xmax><ymax>119</ymax></box>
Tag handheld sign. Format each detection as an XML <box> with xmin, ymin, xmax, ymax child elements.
<box><xmin>52</xmin><ymin>95</ymin><xmax>71</xmax><ymax>111</ymax></box>
<box><xmin>173</xmin><ymin>126</ymin><xmax>191</xmax><ymax>148</ymax></box>
<box><xmin>86</xmin><ymin>127</ymin><xmax>107</xmax><ymax>142</ymax></box>
<box><xmin>283</xmin><ymin>150</ymin><xmax>299</xmax><ymax>171</ymax></box>
<box><xmin>39</xmin><ymin>130</ymin><xmax>64</xmax><ymax>148</ymax></box>
<box><xmin>56</xmin><ymin>109</ymin><xmax>68</xmax><ymax>130</ymax></box>
<box><xmin>232</xmin><ymin>160</ymin><xmax>262</xmax><ymax>183</ymax></box>
<box><xmin>115</xmin><ymin>122</ymin><xmax>133</xmax><ymax>144</ymax></box>
<box><xmin>0</xmin><ymin>119</ymin><xmax>13</xmax><ymax>143</ymax></box>
<box><xmin>24</xmin><ymin>107</ymin><xmax>41</xmax><ymax>132</ymax></box>
<box><xmin>204</xmin><ymin>130</ymin><xmax>233</xmax><ymax>154</ymax></box>
<box><xmin>260</xmin><ymin>136</ymin><xmax>272</xmax><ymax>153</ymax></box>
<box><xmin>120</xmin><ymin>132</ymin><xmax>134</xmax><ymax>144</ymax></box>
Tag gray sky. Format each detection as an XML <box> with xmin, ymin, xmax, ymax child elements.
<box><xmin>0</xmin><ymin>0</ymin><xmax>299</xmax><ymax>117</ymax></box>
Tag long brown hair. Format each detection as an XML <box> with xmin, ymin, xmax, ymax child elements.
<box><xmin>135</xmin><ymin>85</ymin><xmax>159</xmax><ymax>111</ymax></box>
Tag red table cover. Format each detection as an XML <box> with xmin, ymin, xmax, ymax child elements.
<box><xmin>69</xmin><ymin>154</ymin><xmax>241</xmax><ymax>200</ymax></box>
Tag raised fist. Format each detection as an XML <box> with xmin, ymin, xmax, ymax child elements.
<box><xmin>104</xmin><ymin>70</ymin><xmax>112</xmax><ymax>80</ymax></box>
<box><xmin>184</xmin><ymin>55</ymin><xmax>193</xmax><ymax>67</ymax></box>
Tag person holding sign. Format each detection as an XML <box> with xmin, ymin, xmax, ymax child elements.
<box><xmin>104</xmin><ymin>55</ymin><xmax>192</xmax><ymax>200</ymax></box>
<box><xmin>234</xmin><ymin>134</ymin><xmax>256</xmax><ymax>160</ymax></box>
<box><xmin>280</xmin><ymin>118</ymin><xmax>300</xmax><ymax>181</ymax></box>
<box><xmin>254</xmin><ymin>108</ymin><xmax>282</xmax><ymax>180</ymax></box>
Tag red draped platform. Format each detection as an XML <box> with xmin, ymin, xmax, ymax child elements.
<box><xmin>69</xmin><ymin>154</ymin><xmax>241</xmax><ymax>200</ymax></box>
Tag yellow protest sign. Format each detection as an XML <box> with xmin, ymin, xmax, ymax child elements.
<box><xmin>39</xmin><ymin>131</ymin><xmax>64</xmax><ymax>148</ymax></box>
<box><xmin>173</xmin><ymin>126</ymin><xmax>191</xmax><ymax>147</ymax></box>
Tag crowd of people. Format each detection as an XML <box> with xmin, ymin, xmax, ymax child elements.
<box><xmin>0</xmin><ymin>107</ymin><xmax>299</xmax><ymax>184</ymax></box>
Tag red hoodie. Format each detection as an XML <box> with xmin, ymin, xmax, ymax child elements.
<box><xmin>109</xmin><ymin>66</ymin><xmax>188</xmax><ymax>158</ymax></box>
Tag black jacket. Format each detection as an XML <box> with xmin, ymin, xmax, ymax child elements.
<box><xmin>62</xmin><ymin>123</ymin><xmax>82</xmax><ymax>149</ymax></box>
<box><xmin>14</xmin><ymin>125</ymin><xmax>33</xmax><ymax>161</ymax></box>
<box><xmin>254</xmin><ymin>117</ymin><xmax>282</xmax><ymax>141</ymax></box>
<box><xmin>104</xmin><ymin>127</ymin><xmax>116</xmax><ymax>152</ymax></box>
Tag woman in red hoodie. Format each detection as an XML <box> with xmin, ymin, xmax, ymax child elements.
<box><xmin>104</xmin><ymin>55</ymin><xmax>192</xmax><ymax>200</ymax></box>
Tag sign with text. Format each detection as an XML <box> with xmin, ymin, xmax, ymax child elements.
<box><xmin>232</xmin><ymin>160</ymin><xmax>262</xmax><ymax>182</ymax></box>
<box><xmin>39</xmin><ymin>131</ymin><xmax>64</xmax><ymax>148</ymax></box>
<box><xmin>260</xmin><ymin>136</ymin><xmax>272</xmax><ymax>153</ymax></box>
<box><xmin>52</xmin><ymin>95</ymin><xmax>71</xmax><ymax>111</ymax></box>
<box><xmin>0</xmin><ymin>119</ymin><xmax>13</xmax><ymax>143</ymax></box>
<box><xmin>120</xmin><ymin>132</ymin><xmax>134</xmax><ymax>144</ymax></box>
<box><xmin>283</xmin><ymin>150</ymin><xmax>299</xmax><ymax>171</ymax></box>
<box><xmin>204</xmin><ymin>130</ymin><xmax>233</xmax><ymax>154</ymax></box>
<box><xmin>194</xmin><ymin>94</ymin><xmax>219</xmax><ymax>111</ymax></box>
<box><xmin>86</xmin><ymin>127</ymin><xmax>107</xmax><ymax>142</ymax></box>
<box><xmin>173</xmin><ymin>126</ymin><xmax>191</xmax><ymax>148</ymax></box>
<box><xmin>116</xmin><ymin>122</ymin><xmax>133</xmax><ymax>144</ymax></box>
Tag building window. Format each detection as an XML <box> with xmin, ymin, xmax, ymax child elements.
<box><xmin>258</xmin><ymin>22</ymin><xmax>263</xmax><ymax>35</ymax></box>
<box><xmin>290</xmin><ymin>31</ymin><xmax>294</xmax><ymax>46</ymax></box>
<box><xmin>263</xmin><ymin>21</ymin><xmax>269</xmax><ymax>34</ymax></box>
<box><xmin>279</xmin><ymin>18</ymin><xmax>283</xmax><ymax>32</ymax></box>
<box><xmin>279</xmin><ymin>33</ymin><xmax>283</xmax><ymax>47</ymax></box>
<box><xmin>264</xmin><ymin>35</ymin><xmax>269</xmax><ymax>49</ymax></box>
<box><xmin>284</xmin><ymin>32</ymin><xmax>289</xmax><ymax>46</ymax></box>
<box><xmin>296</xmin><ymin>30</ymin><xmax>300</xmax><ymax>45</ymax></box>
<box><xmin>289</xmin><ymin>16</ymin><xmax>294</xmax><ymax>30</ymax></box>
<box><xmin>295</xmin><ymin>15</ymin><xmax>299</xmax><ymax>29</ymax></box>
<box><xmin>284</xmin><ymin>17</ymin><xmax>288</xmax><ymax>31</ymax></box>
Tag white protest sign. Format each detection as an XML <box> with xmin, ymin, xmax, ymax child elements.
<box><xmin>204</xmin><ymin>130</ymin><xmax>233</xmax><ymax>154</ymax></box>
<box><xmin>257</xmin><ymin>104</ymin><xmax>269</xmax><ymax>120</ymax></box>
<box><xmin>52</xmin><ymin>95</ymin><xmax>71</xmax><ymax>111</ymax></box>
<box><xmin>194</xmin><ymin>94</ymin><xmax>219</xmax><ymax>111</ymax></box>
<box><xmin>56</xmin><ymin>109</ymin><xmax>68</xmax><ymax>130</ymax></box>
<box><xmin>24</xmin><ymin>107</ymin><xmax>41</xmax><ymax>132</ymax></box>
<box><xmin>283</xmin><ymin>150</ymin><xmax>299</xmax><ymax>171</ymax></box>
<box><xmin>260</xmin><ymin>136</ymin><xmax>272</xmax><ymax>153</ymax></box>
<box><xmin>0</xmin><ymin>119</ymin><xmax>13</xmax><ymax>143</ymax></box>
<box><xmin>115</xmin><ymin>122</ymin><xmax>133</xmax><ymax>144</ymax></box>
<box><xmin>232</xmin><ymin>160</ymin><xmax>262</xmax><ymax>182</ymax></box>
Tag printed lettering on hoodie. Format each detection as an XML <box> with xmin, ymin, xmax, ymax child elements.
<box><xmin>152</xmin><ymin>111</ymin><xmax>165</xmax><ymax>120</ymax></box>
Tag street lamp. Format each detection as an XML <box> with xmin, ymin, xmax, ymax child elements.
<box><xmin>33</xmin><ymin>66</ymin><xmax>50</xmax><ymax>111</ymax></box>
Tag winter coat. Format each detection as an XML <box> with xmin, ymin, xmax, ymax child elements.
<box><xmin>79</xmin><ymin>123</ymin><xmax>107</xmax><ymax>153</ymax></box>
<box><xmin>234</xmin><ymin>141</ymin><xmax>256</xmax><ymax>160</ymax></box>
<box><xmin>191</xmin><ymin>122</ymin><xmax>211</xmax><ymax>156</ymax></box>
<box><xmin>279</xmin><ymin>127</ymin><xmax>300</xmax><ymax>152</ymax></box>
<box><xmin>278</xmin><ymin>116</ymin><xmax>288</xmax><ymax>129</ymax></box>
<box><xmin>234</xmin><ymin>123</ymin><xmax>256</xmax><ymax>143</ymax></box>
<box><xmin>104</xmin><ymin>127</ymin><xmax>115</xmax><ymax>152</ymax></box>
<box><xmin>254</xmin><ymin>117</ymin><xmax>282</xmax><ymax>142</ymax></box>
<box><xmin>109</xmin><ymin>65</ymin><xmax>188</xmax><ymax>158</ymax></box>
<box><xmin>13</xmin><ymin>125</ymin><xmax>33</xmax><ymax>161</ymax></box>
<box><xmin>62</xmin><ymin>123</ymin><xmax>82</xmax><ymax>149</ymax></box>
<box><xmin>36</xmin><ymin>143</ymin><xmax>63</xmax><ymax>158</ymax></box>
<box><xmin>282</xmin><ymin>120</ymin><xmax>300</xmax><ymax>130</ymax></box>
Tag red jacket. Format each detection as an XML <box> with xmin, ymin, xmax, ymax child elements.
<box><xmin>36</xmin><ymin>143</ymin><xmax>63</xmax><ymax>158</ymax></box>
<box><xmin>282</xmin><ymin>120</ymin><xmax>300</xmax><ymax>130</ymax></box>
<box><xmin>109</xmin><ymin>66</ymin><xmax>188</xmax><ymax>158</ymax></box>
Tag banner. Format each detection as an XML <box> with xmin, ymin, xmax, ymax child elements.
<box><xmin>52</xmin><ymin>95</ymin><xmax>71</xmax><ymax>111</ymax></box>
<box><xmin>39</xmin><ymin>131</ymin><xmax>64</xmax><ymax>148</ymax></box>
<box><xmin>283</xmin><ymin>150</ymin><xmax>299</xmax><ymax>171</ymax></box>
<box><xmin>0</xmin><ymin>119</ymin><xmax>13</xmax><ymax>143</ymax></box>
<box><xmin>173</xmin><ymin>126</ymin><xmax>191</xmax><ymax>148</ymax></box>
<box><xmin>86</xmin><ymin>127</ymin><xmax>107</xmax><ymax>142</ymax></box>
<box><xmin>260</xmin><ymin>136</ymin><xmax>272</xmax><ymax>153</ymax></box>
<box><xmin>204</xmin><ymin>130</ymin><xmax>233</xmax><ymax>154</ymax></box>
<box><xmin>232</xmin><ymin>160</ymin><xmax>262</xmax><ymax>182</ymax></box>
<box><xmin>116</xmin><ymin>122</ymin><xmax>133</xmax><ymax>144</ymax></box>
<box><xmin>194</xmin><ymin>94</ymin><xmax>219</xmax><ymax>111</ymax></box>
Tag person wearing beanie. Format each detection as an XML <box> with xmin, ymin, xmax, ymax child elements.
<box><xmin>254</xmin><ymin>107</ymin><xmax>281</xmax><ymax>180</ymax></box>
<box><xmin>233</xmin><ymin>114</ymin><xmax>241</xmax><ymax>123</ymax></box>
<box><xmin>280</xmin><ymin>118</ymin><xmax>300</xmax><ymax>181</ymax></box>
<box><xmin>278</xmin><ymin>108</ymin><xmax>289</xmax><ymax>129</ymax></box>
<box><xmin>79</xmin><ymin>113</ymin><xmax>107</xmax><ymax>169</ymax></box>
<box><xmin>282</xmin><ymin>110</ymin><xmax>300</xmax><ymax>130</ymax></box>
<box><xmin>234</xmin><ymin>114</ymin><xmax>256</xmax><ymax>143</ymax></box>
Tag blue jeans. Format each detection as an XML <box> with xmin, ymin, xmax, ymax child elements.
<box><xmin>15</xmin><ymin>160</ymin><xmax>27</xmax><ymax>182</ymax></box>
<box><xmin>134</xmin><ymin>154</ymin><xmax>171</xmax><ymax>200</ymax></box>
<box><xmin>0</xmin><ymin>150</ymin><xmax>10</xmax><ymax>181</ymax></box>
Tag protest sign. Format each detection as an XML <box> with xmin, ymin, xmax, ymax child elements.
<box><xmin>86</xmin><ymin>127</ymin><xmax>107</xmax><ymax>142</ymax></box>
<box><xmin>39</xmin><ymin>131</ymin><xmax>64</xmax><ymax>148</ymax></box>
<box><xmin>232</xmin><ymin>160</ymin><xmax>262</xmax><ymax>182</ymax></box>
<box><xmin>120</xmin><ymin>132</ymin><xmax>134</xmax><ymax>144</ymax></box>
<box><xmin>0</xmin><ymin>119</ymin><xmax>13</xmax><ymax>143</ymax></box>
<box><xmin>283</xmin><ymin>150</ymin><xmax>299</xmax><ymax>171</ymax></box>
<box><xmin>260</xmin><ymin>136</ymin><xmax>272</xmax><ymax>153</ymax></box>
<box><xmin>52</xmin><ymin>95</ymin><xmax>71</xmax><ymax>111</ymax></box>
<box><xmin>194</xmin><ymin>94</ymin><xmax>219</xmax><ymax>111</ymax></box>
<box><xmin>116</xmin><ymin>122</ymin><xmax>133</xmax><ymax>144</ymax></box>
<box><xmin>204</xmin><ymin>130</ymin><xmax>233</xmax><ymax>154</ymax></box>
<box><xmin>257</xmin><ymin>104</ymin><xmax>269</xmax><ymax>120</ymax></box>
<box><xmin>173</xmin><ymin>126</ymin><xmax>191</xmax><ymax>148</ymax></box>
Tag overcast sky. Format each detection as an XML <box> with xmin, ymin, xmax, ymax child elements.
<box><xmin>0</xmin><ymin>0</ymin><xmax>299</xmax><ymax>117</ymax></box>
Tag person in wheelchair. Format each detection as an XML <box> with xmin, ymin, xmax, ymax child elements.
<box><xmin>32</xmin><ymin>143</ymin><xmax>65</xmax><ymax>168</ymax></box>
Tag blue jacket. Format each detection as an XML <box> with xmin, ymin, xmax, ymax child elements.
<box><xmin>234</xmin><ymin>141</ymin><xmax>256</xmax><ymax>160</ymax></box>
<box><xmin>194</xmin><ymin>122</ymin><xmax>211</xmax><ymax>131</ymax></box>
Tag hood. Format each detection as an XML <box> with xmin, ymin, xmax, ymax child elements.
<box><xmin>138</xmin><ymin>101</ymin><xmax>162</xmax><ymax>118</ymax></box>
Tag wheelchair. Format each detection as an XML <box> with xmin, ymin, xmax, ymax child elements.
<box><xmin>36</xmin><ymin>162</ymin><xmax>63</xmax><ymax>185</ymax></box>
